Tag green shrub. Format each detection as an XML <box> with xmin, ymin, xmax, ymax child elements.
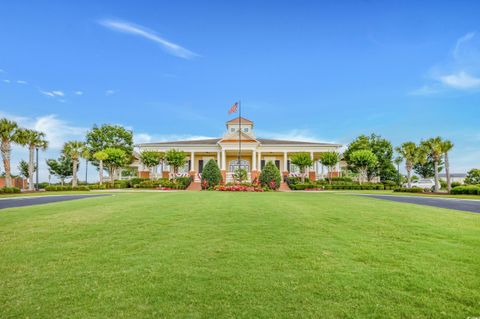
<box><xmin>113</xmin><ymin>180</ymin><xmax>130</xmax><ymax>189</ymax></box>
<box><xmin>331</xmin><ymin>177</ymin><xmax>353</xmax><ymax>183</ymax></box>
<box><xmin>450</xmin><ymin>185</ymin><xmax>480</xmax><ymax>195</ymax></box>
<box><xmin>201</xmin><ymin>159</ymin><xmax>222</xmax><ymax>189</ymax></box>
<box><xmin>175</xmin><ymin>177</ymin><xmax>192</xmax><ymax>189</ymax></box>
<box><xmin>285</xmin><ymin>177</ymin><xmax>310</xmax><ymax>187</ymax></box>
<box><xmin>0</xmin><ymin>187</ymin><xmax>21</xmax><ymax>194</ymax></box>
<box><xmin>451</xmin><ymin>181</ymin><xmax>462</xmax><ymax>188</ymax></box>
<box><xmin>130</xmin><ymin>178</ymin><xmax>148</xmax><ymax>187</ymax></box>
<box><xmin>38</xmin><ymin>182</ymin><xmax>49</xmax><ymax>189</ymax></box>
<box><xmin>45</xmin><ymin>185</ymin><xmax>89</xmax><ymax>191</ymax></box>
<box><xmin>259</xmin><ymin>161</ymin><xmax>281</xmax><ymax>190</ymax></box>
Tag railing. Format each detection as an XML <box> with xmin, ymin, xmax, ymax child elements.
<box><xmin>225</xmin><ymin>172</ymin><xmax>252</xmax><ymax>183</ymax></box>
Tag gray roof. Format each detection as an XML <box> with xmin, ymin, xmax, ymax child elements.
<box><xmin>137</xmin><ymin>137</ymin><xmax>340</xmax><ymax>147</ymax></box>
<box><xmin>439</xmin><ymin>173</ymin><xmax>466</xmax><ymax>178</ymax></box>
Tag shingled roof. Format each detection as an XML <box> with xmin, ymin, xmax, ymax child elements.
<box><xmin>137</xmin><ymin>138</ymin><xmax>339</xmax><ymax>147</ymax></box>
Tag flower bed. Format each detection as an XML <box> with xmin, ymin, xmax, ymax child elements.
<box><xmin>214</xmin><ymin>184</ymin><xmax>265</xmax><ymax>192</ymax></box>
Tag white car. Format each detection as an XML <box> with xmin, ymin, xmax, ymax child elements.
<box><xmin>404</xmin><ymin>179</ymin><xmax>440</xmax><ymax>190</ymax></box>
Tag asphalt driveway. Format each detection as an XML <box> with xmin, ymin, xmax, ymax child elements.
<box><xmin>361</xmin><ymin>194</ymin><xmax>480</xmax><ymax>213</ymax></box>
<box><xmin>0</xmin><ymin>194</ymin><xmax>110</xmax><ymax>210</ymax></box>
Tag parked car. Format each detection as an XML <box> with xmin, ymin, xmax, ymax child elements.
<box><xmin>404</xmin><ymin>179</ymin><xmax>440</xmax><ymax>190</ymax></box>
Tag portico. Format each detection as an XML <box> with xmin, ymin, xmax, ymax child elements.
<box><xmin>135</xmin><ymin>117</ymin><xmax>343</xmax><ymax>182</ymax></box>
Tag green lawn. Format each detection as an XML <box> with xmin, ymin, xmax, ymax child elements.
<box><xmin>1</xmin><ymin>192</ymin><xmax>479</xmax><ymax>318</ymax></box>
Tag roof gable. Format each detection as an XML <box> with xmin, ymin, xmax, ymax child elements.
<box><xmin>226</xmin><ymin>117</ymin><xmax>253</xmax><ymax>125</ymax></box>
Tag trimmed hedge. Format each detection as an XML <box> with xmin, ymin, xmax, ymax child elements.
<box><xmin>45</xmin><ymin>185</ymin><xmax>90</xmax><ymax>191</ymax></box>
<box><xmin>290</xmin><ymin>183</ymin><xmax>385</xmax><ymax>190</ymax></box>
<box><xmin>450</xmin><ymin>185</ymin><xmax>480</xmax><ymax>195</ymax></box>
<box><xmin>393</xmin><ymin>187</ymin><xmax>424</xmax><ymax>193</ymax></box>
<box><xmin>0</xmin><ymin>187</ymin><xmax>21</xmax><ymax>194</ymax></box>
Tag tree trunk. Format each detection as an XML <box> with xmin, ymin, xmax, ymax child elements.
<box><xmin>406</xmin><ymin>162</ymin><xmax>412</xmax><ymax>188</ymax></box>
<box><xmin>109</xmin><ymin>167</ymin><xmax>115</xmax><ymax>183</ymax></box>
<box><xmin>445</xmin><ymin>152</ymin><xmax>451</xmax><ymax>192</ymax></box>
<box><xmin>1</xmin><ymin>141</ymin><xmax>12</xmax><ymax>188</ymax></box>
<box><xmin>328</xmin><ymin>166</ymin><xmax>332</xmax><ymax>184</ymax></box>
<box><xmin>433</xmin><ymin>160</ymin><xmax>440</xmax><ymax>192</ymax></box>
<box><xmin>60</xmin><ymin>178</ymin><xmax>64</xmax><ymax>186</ymax></box>
<box><xmin>99</xmin><ymin>160</ymin><xmax>103</xmax><ymax>185</ymax></box>
<box><xmin>28</xmin><ymin>145</ymin><xmax>35</xmax><ymax>191</ymax></box>
<box><xmin>72</xmin><ymin>159</ymin><xmax>78</xmax><ymax>187</ymax></box>
<box><xmin>301</xmin><ymin>168</ymin><xmax>305</xmax><ymax>183</ymax></box>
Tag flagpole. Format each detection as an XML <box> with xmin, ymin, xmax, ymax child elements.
<box><xmin>238</xmin><ymin>100</ymin><xmax>242</xmax><ymax>183</ymax></box>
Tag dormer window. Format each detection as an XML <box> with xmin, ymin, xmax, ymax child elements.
<box><xmin>231</xmin><ymin>127</ymin><xmax>235</xmax><ymax>132</ymax></box>
<box><xmin>243</xmin><ymin>128</ymin><xmax>249</xmax><ymax>132</ymax></box>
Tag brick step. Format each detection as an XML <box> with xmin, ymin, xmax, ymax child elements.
<box><xmin>186</xmin><ymin>182</ymin><xmax>202</xmax><ymax>191</ymax></box>
<box><xmin>279</xmin><ymin>182</ymin><xmax>291</xmax><ymax>192</ymax></box>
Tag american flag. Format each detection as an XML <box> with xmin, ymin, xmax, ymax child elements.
<box><xmin>228</xmin><ymin>102</ymin><xmax>238</xmax><ymax>114</ymax></box>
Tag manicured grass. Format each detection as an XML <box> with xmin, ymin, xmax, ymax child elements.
<box><xmin>331</xmin><ymin>189</ymin><xmax>480</xmax><ymax>200</ymax></box>
<box><xmin>1</xmin><ymin>192</ymin><xmax>479</xmax><ymax>318</ymax></box>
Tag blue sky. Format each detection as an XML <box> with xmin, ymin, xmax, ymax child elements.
<box><xmin>1</xmin><ymin>0</ymin><xmax>479</xmax><ymax>181</ymax></box>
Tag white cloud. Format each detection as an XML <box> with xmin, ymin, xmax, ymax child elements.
<box><xmin>16</xmin><ymin>80</ymin><xmax>28</xmax><ymax>84</ymax></box>
<box><xmin>412</xmin><ymin>32</ymin><xmax>480</xmax><ymax>95</ymax></box>
<box><xmin>74</xmin><ymin>91</ymin><xmax>83</xmax><ymax>95</ymax></box>
<box><xmin>40</xmin><ymin>90</ymin><xmax>66</xmax><ymax>99</ymax></box>
<box><xmin>3</xmin><ymin>79</ymin><xmax>11</xmax><ymax>83</ymax></box>
<box><xmin>40</xmin><ymin>90</ymin><xmax>55</xmax><ymax>97</ymax></box>
<box><xmin>105</xmin><ymin>89</ymin><xmax>116</xmax><ymax>96</ymax></box>
<box><xmin>439</xmin><ymin>71</ymin><xmax>480</xmax><ymax>89</ymax></box>
<box><xmin>453</xmin><ymin>32</ymin><xmax>476</xmax><ymax>59</ymax></box>
<box><xmin>99</xmin><ymin>19</ymin><xmax>198</xmax><ymax>59</ymax></box>
<box><xmin>134</xmin><ymin>133</ymin><xmax>214</xmax><ymax>144</ymax></box>
<box><xmin>0</xmin><ymin>111</ymin><xmax>90</xmax><ymax>183</ymax></box>
<box><xmin>408</xmin><ymin>85</ymin><xmax>440</xmax><ymax>96</ymax></box>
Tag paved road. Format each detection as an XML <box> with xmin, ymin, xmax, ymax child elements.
<box><xmin>361</xmin><ymin>194</ymin><xmax>480</xmax><ymax>213</ymax></box>
<box><xmin>0</xmin><ymin>194</ymin><xmax>110</xmax><ymax>210</ymax></box>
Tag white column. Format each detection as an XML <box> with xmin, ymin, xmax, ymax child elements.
<box><xmin>283</xmin><ymin>152</ymin><xmax>288</xmax><ymax>172</ymax></box>
<box><xmin>257</xmin><ymin>151</ymin><xmax>262</xmax><ymax>170</ymax></box>
<box><xmin>217</xmin><ymin>151</ymin><xmax>220</xmax><ymax>165</ymax></box>
<box><xmin>252</xmin><ymin>150</ymin><xmax>257</xmax><ymax>170</ymax></box>
<box><xmin>221</xmin><ymin>149</ymin><xmax>226</xmax><ymax>170</ymax></box>
<box><xmin>308</xmin><ymin>152</ymin><xmax>314</xmax><ymax>173</ymax></box>
<box><xmin>190</xmin><ymin>152</ymin><xmax>195</xmax><ymax>172</ymax></box>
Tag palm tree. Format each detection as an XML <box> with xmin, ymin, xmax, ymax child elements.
<box><xmin>92</xmin><ymin>150</ymin><xmax>108</xmax><ymax>185</ymax></box>
<box><xmin>395</xmin><ymin>142</ymin><xmax>418</xmax><ymax>188</ymax></box>
<box><xmin>394</xmin><ymin>156</ymin><xmax>403</xmax><ymax>186</ymax></box>
<box><xmin>0</xmin><ymin>118</ymin><xmax>21</xmax><ymax>187</ymax></box>
<box><xmin>63</xmin><ymin>141</ymin><xmax>88</xmax><ymax>187</ymax></box>
<box><xmin>421</xmin><ymin>137</ymin><xmax>443</xmax><ymax>192</ymax></box>
<box><xmin>440</xmin><ymin>140</ymin><xmax>454</xmax><ymax>192</ymax></box>
<box><xmin>16</xmin><ymin>129</ymin><xmax>48</xmax><ymax>190</ymax></box>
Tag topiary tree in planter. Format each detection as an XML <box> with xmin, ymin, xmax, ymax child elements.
<box><xmin>319</xmin><ymin>151</ymin><xmax>340</xmax><ymax>184</ymax></box>
<box><xmin>259</xmin><ymin>161</ymin><xmax>281</xmax><ymax>190</ymax></box>
<box><xmin>290</xmin><ymin>152</ymin><xmax>313</xmax><ymax>183</ymax></box>
<box><xmin>164</xmin><ymin>149</ymin><xmax>187</xmax><ymax>181</ymax></box>
<box><xmin>201</xmin><ymin>159</ymin><xmax>222</xmax><ymax>189</ymax></box>
<box><xmin>140</xmin><ymin>151</ymin><xmax>163</xmax><ymax>180</ymax></box>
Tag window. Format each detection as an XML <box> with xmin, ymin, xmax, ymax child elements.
<box><xmin>230</xmin><ymin>127</ymin><xmax>235</xmax><ymax>132</ymax></box>
<box><xmin>229</xmin><ymin>159</ymin><xmax>250</xmax><ymax>172</ymax></box>
<box><xmin>243</xmin><ymin>127</ymin><xmax>249</xmax><ymax>132</ymax></box>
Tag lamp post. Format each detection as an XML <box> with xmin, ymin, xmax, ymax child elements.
<box><xmin>35</xmin><ymin>147</ymin><xmax>39</xmax><ymax>191</ymax></box>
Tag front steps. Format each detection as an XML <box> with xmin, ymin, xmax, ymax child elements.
<box><xmin>279</xmin><ymin>182</ymin><xmax>291</xmax><ymax>192</ymax></box>
<box><xmin>186</xmin><ymin>182</ymin><xmax>202</xmax><ymax>191</ymax></box>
